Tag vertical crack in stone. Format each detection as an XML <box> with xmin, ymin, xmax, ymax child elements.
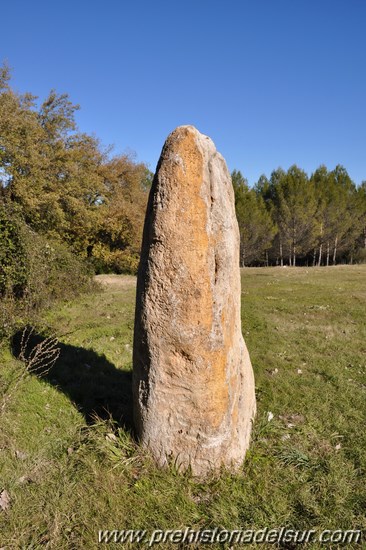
<box><xmin>214</xmin><ymin>253</ymin><xmax>219</xmax><ymax>285</ymax></box>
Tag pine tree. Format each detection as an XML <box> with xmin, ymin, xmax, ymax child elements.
<box><xmin>312</xmin><ymin>165</ymin><xmax>359</xmax><ymax>265</ymax></box>
<box><xmin>232</xmin><ymin>170</ymin><xmax>276</xmax><ymax>266</ymax></box>
<box><xmin>264</xmin><ymin>166</ymin><xmax>318</xmax><ymax>266</ymax></box>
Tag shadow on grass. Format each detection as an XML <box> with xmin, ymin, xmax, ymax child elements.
<box><xmin>11</xmin><ymin>329</ymin><xmax>134</xmax><ymax>432</ymax></box>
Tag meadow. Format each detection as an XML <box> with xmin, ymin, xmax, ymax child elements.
<box><xmin>0</xmin><ymin>266</ymin><xmax>365</xmax><ymax>548</ymax></box>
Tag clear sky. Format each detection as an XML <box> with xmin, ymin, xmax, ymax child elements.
<box><xmin>1</xmin><ymin>0</ymin><xmax>365</xmax><ymax>185</ymax></box>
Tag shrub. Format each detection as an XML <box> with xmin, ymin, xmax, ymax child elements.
<box><xmin>0</xmin><ymin>205</ymin><xmax>28</xmax><ymax>297</ymax></box>
<box><xmin>91</xmin><ymin>242</ymin><xmax>140</xmax><ymax>275</ymax></box>
<box><xmin>0</xmin><ymin>204</ymin><xmax>95</xmax><ymax>339</ymax></box>
<box><xmin>22</xmin><ymin>230</ymin><xmax>95</xmax><ymax>308</ymax></box>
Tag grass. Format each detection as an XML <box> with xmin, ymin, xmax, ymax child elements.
<box><xmin>0</xmin><ymin>267</ymin><xmax>365</xmax><ymax>548</ymax></box>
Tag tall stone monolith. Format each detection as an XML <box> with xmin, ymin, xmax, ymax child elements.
<box><xmin>133</xmin><ymin>125</ymin><xmax>256</xmax><ymax>476</ymax></box>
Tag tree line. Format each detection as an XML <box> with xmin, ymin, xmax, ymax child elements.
<box><xmin>1</xmin><ymin>60</ymin><xmax>366</xmax><ymax>315</ymax></box>
<box><xmin>233</xmin><ymin>166</ymin><xmax>366</xmax><ymax>267</ymax></box>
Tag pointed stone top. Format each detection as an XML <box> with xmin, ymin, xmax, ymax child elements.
<box><xmin>161</xmin><ymin>125</ymin><xmax>218</xmax><ymax>165</ymax></box>
<box><xmin>167</xmin><ymin>124</ymin><xmax>212</xmax><ymax>141</ymax></box>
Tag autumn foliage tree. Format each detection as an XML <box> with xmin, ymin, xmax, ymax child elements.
<box><xmin>92</xmin><ymin>155</ymin><xmax>151</xmax><ymax>273</ymax></box>
<box><xmin>0</xmin><ymin>63</ymin><xmax>150</xmax><ymax>277</ymax></box>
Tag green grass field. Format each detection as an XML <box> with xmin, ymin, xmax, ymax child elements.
<box><xmin>1</xmin><ymin>267</ymin><xmax>365</xmax><ymax>548</ymax></box>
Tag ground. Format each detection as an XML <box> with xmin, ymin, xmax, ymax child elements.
<box><xmin>0</xmin><ymin>266</ymin><xmax>365</xmax><ymax>548</ymax></box>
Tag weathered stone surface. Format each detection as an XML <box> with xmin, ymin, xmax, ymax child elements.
<box><xmin>133</xmin><ymin>125</ymin><xmax>256</xmax><ymax>476</ymax></box>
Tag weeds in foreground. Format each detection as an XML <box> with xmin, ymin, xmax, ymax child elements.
<box><xmin>0</xmin><ymin>326</ymin><xmax>60</xmax><ymax>414</ymax></box>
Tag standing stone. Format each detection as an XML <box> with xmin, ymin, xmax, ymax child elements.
<box><xmin>133</xmin><ymin>125</ymin><xmax>256</xmax><ymax>476</ymax></box>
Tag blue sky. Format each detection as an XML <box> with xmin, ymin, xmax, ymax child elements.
<box><xmin>1</xmin><ymin>0</ymin><xmax>365</xmax><ymax>185</ymax></box>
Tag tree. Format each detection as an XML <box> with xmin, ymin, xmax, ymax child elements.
<box><xmin>352</xmin><ymin>181</ymin><xmax>366</xmax><ymax>262</ymax></box>
<box><xmin>263</xmin><ymin>166</ymin><xmax>318</xmax><ymax>266</ymax></box>
<box><xmin>232</xmin><ymin>170</ymin><xmax>276</xmax><ymax>266</ymax></box>
<box><xmin>0</xmin><ymin>73</ymin><xmax>106</xmax><ymax>249</ymax></box>
<box><xmin>311</xmin><ymin>165</ymin><xmax>359</xmax><ymax>265</ymax></box>
<box><xmin>0</xmin><ymin>63</ymin><xmax>150</xmax><ymax>274</ymax></box>
<box><xmin>91</xmin><ymin>154</ymin><xmax>150</xmax><ymax>273</ymax></box>
<box><xmin>357</xmin><ymin>182</ymin><xmax>366</xmax><ymax>248</ymax></box>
